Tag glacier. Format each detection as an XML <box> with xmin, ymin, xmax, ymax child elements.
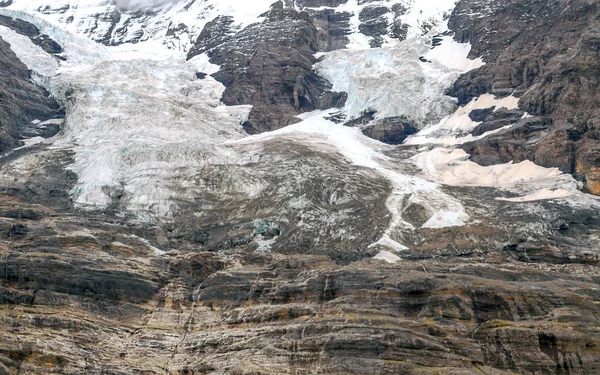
<box><xmin>0</xmin><ymin>0</ymin><xmax>598</xmax><ymax>258</ymax></box>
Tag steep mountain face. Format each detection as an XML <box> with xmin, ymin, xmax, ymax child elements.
<box><xmin>0</xmin><ymin>16</ymin><xmax>63</xmax><ymax>153</ymax></box>
<box><xmin>448</xmin><ymin>0</ymin><xmax>600</xmax><ymax>194</ymax></box>
<box><xmin>0</xmin><ymin>0</ymin><xmax>599</xmax><ymax>374</ymax></box>
<box><xmin>187</xmin><ymin>4</ymin><xmax>348</xmax><ymax>134</ymax></box>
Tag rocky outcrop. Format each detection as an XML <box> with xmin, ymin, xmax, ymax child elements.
<box><xmin>1</xmin><ymin>215</ymin><xmax>600</xmax><ymax>374</ymax></box>
<box><xmin>1</xmin><ymin>138</ymin><xmax>599</xmax><ymax>374</ymax></box>
<box><xmin>448</xmin><ymin>0</ymin><xmax>600</xmax><ymax>194</ymax></box>
<box><xmin>0</xmin><ymin>15</ymin><xmax>63</xmax><ymax>56</ymax></box>
<box><xmin>0</xmin><ymin>34</ymin><xmax>63</xmax><ymax>153</ymax></box>
<box><xmin>1</xmin><ymin>2</ymin><xmax>600</xmax><ymax>374</ymax></box>
<box><xmin>358</xmin><ymin>5</ymin><xmax>390</xmax><ymax>47</ymax></box>
<box><xmin>188</xmin><ymin>4</ymin><xmax>346</xmax><ymax>134</ymax></box>
<box><xmin>361</xmin><ymin>116</ymin><xmax>418</xmax><ymax>145</ymax></box>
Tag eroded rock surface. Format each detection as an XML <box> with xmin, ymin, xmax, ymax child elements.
<box><xmin>448</xmin><ymin>0</ymin><xmax>600</xmax><ymax>194</ymax></box>
<box><xmin>0</xmin><ymin>1</ymin><xmax>599</xmax><ymax>374</ymax></box>
<box><xmin>0</xmin><ymin>33</ymin><xmax>62</xmax><ymax>153</ymax></box>
<box><xmin>188</xmin><ymin>4</ymin><xmax>347</xmax><ymax>134</ymax></box>
<box><xmin>1</xmin><ymin>207</ymin><xmax>600</xmax><ymax>374</ymax></box>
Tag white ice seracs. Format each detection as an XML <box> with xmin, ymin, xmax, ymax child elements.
<box><xmin>316</xmin><ymin>25</ymin><xmax>483</xmax><ymax>127</ymax></box>
<box><xmin>0</xmin><ymin>8</ymin><xmax>252</xmax><ymax>219</ymax></box>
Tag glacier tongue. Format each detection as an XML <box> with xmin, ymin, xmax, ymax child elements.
<box><xmin>0</xmin><ymin>10</ymin><xmax>251</xmax><ymax>219</ymax></box>
<box><xmin>0</xmin><ymin>0</ymin><xmax>481</xmax><ymax>244</ymax></box>
<box><xmin>55</xmin><ymin>57</ymin><xmax>250</xmax><ymax>218</ymax></box>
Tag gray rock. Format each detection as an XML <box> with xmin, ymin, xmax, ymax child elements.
<box><xmin>0</xmin><ymin>35</ymin><xmax>63</xmax><ymax>154</ymax></box>
<box><xmin>188</xmin><ymin>6</ymin><xmax>346</xmax><ymax>134</ymax></box>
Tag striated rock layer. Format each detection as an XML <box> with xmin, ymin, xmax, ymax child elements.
<box><xmin>1</xmin><ymin>202</ymin><xmax>600</xmax><ymax>374</ymax></box>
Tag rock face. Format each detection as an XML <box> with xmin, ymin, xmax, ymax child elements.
<box><xmin>361</xmin><ymin>117</ymin><xmax>418</xmax><ymax>145</ymax></box>
<box><xmin>448</xmin><ymin>0</ymin><xmax>600</xmax><ymax>194</ymax></box>
<box><xmin>1</xmin><ymin>209</ymin><xmax>600</xmax><ymax>374</ymax></box>
<box><xmin>0</xmin><ymin>15</ymin><xmax>63</xmax><ymax>55</ymax></box>
<box><xmin>188</xmin><ymin>4</ymin><xmax>347</xmax><ymax>134</ymax></box>
<box><xmin>0</xmin><ymin>31</ymin><xmax>62</xmax><ymax>153</ymax></box>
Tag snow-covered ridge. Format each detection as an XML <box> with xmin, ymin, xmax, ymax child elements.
<box><xmin>4</xmin><ymin>0</ymin><xmax>277</xmax><ymax>50</ymax></box>
<box><xmin>4</xmin><ymin>0</ymin><xmax>461</xmax><ymax>52</ymax></box>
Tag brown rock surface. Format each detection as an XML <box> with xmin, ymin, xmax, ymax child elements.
<box><xmin>187</xmin><ymin>4</ymin><xmax>346</xmax><ymax>134</ymax></box>
<box><xmin>0</xmin><ymin>2</ymin><xmax>600</xmax><ymax>374</ymax></box>
<box><xmin>448</xmin><ymin>0</ymin><xmax>600</xmax><ymax>194</ymax></box>
<box><xmin>2</xmin><ymin>227</ymin><xmax>600</xmax><ymax>374</ymax></box>
<box><xmin>0</xmin><ymin>177</ymin><xmax>599</xmax><ymax>374</ymax></box>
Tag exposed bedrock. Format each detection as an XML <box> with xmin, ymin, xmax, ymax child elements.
<box><xmin>361</xmin><ymin>116</ymin><xmax>418</xmax><ymax>145</ymax></box>
<box><xmin>0</xmin><ymin>15</ymin><xmax>63</xmax><ymax>56</ymax></box>
<box><xmin>0</xmin><ymin>34</ymin><xmax>63</xmax><ymax>153</ymax></box>
<box><xmin>0</xmin><ymin>1</ymin><xmax>600</xmax><ymax>374</ymax></box>
<box><xmin>448</xmin><ymin>0</ymin><xmax>600</xmax><ymax>194</ymax></box>
<box><xmin>1</xmin><ymin>236</ymin><xmax>600</xmax><ymax>374</ymax></box>
<box><xmin>187</xmin><ymin>3</ymin><xmax>347</xmax><ymax>134</ymax></box>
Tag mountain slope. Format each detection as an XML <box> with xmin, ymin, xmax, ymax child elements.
<box><xmin>449</xmin><ymin>0</ymin><xmax>600</xmax><ymax>194</ymax></box>
<box><xmin>0</xmin><ymin>0</ymin><xmax>599</xmax><ymax>374</ymax></box>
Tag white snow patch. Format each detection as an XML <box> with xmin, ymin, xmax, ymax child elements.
<box><xmin>188</xmin><ymin>53</ymin><xmax>221</xmax><ymax>75</ymax></box>
<box><xmin>126</xmin><ymin>234</ymin><xmax>166</xmax><ymax>255</ymax></box>
<box><xmin>374</xmin><ymin>250</ymin><xmax>401</xmax><ymax>264</ymax></box>
<box><xmin>425</xmin><ymin>36</ymin><xmax>484</xmax><ymax>71</ymax></box>
<box><xmin>412</xmin><ymin>148</ymin><xmax>580</xmax><ymax>198</ymax></box>
<box><xmin>0</xmin><ymin>25</ymin><xmax>59</xmax><ymax>77</ymax></box>
<box><xmin>398</xmin><ymin>0</ymin><xmax>459</xmax><ymax>38</ymax></box>
<box><xmin>497</xmin><ymin>189</ymin><xmax>575</xmax><ymax>203</ymax></box>
<box><xmin>423</xmin><ymin>211</ymin><xmax>470</xmax><ymax>229</ymax></box>
<box><xmin>406</xmin><ymin>94</ymin><xmax>521</xmax><ymax>146</ymax></box>
<box><xmin>255</xmin><ymin>237</ymin><xmax>277</xmax><ymax>253</ymax></box>
<box><xmin>370</xmin><ymin>234</ymin><xmax>409</xmax><ymax>252</ymax></box>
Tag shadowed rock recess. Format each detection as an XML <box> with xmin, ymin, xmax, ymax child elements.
<box><xmin>0</xmin><ymin>0</ymin><xmax>599</xmax><ymax>374</ymax></box>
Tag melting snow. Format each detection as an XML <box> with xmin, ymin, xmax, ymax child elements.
<box><xmin>496</xmin><ymin>189</ymin><xmax>575</xmax><ymax>203</ymax></box>
<box><xmin>406</xmin><ymin>94</ymin><xmax>521</xmax><ymax>146</ymax></box>
<box><xmin>232</xmin><ymin>110</ymin><xmax>470</xmax><ymax>251</ymax></box>
<box><xmin>374</xmin><ymin>250</ymin><xmax>401</xmax><ymax>264</ymax></box>
<box><xmin>411</xmin><ymin>148</ymin><xmax>580</xmax><ymax>199</ymax></box>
